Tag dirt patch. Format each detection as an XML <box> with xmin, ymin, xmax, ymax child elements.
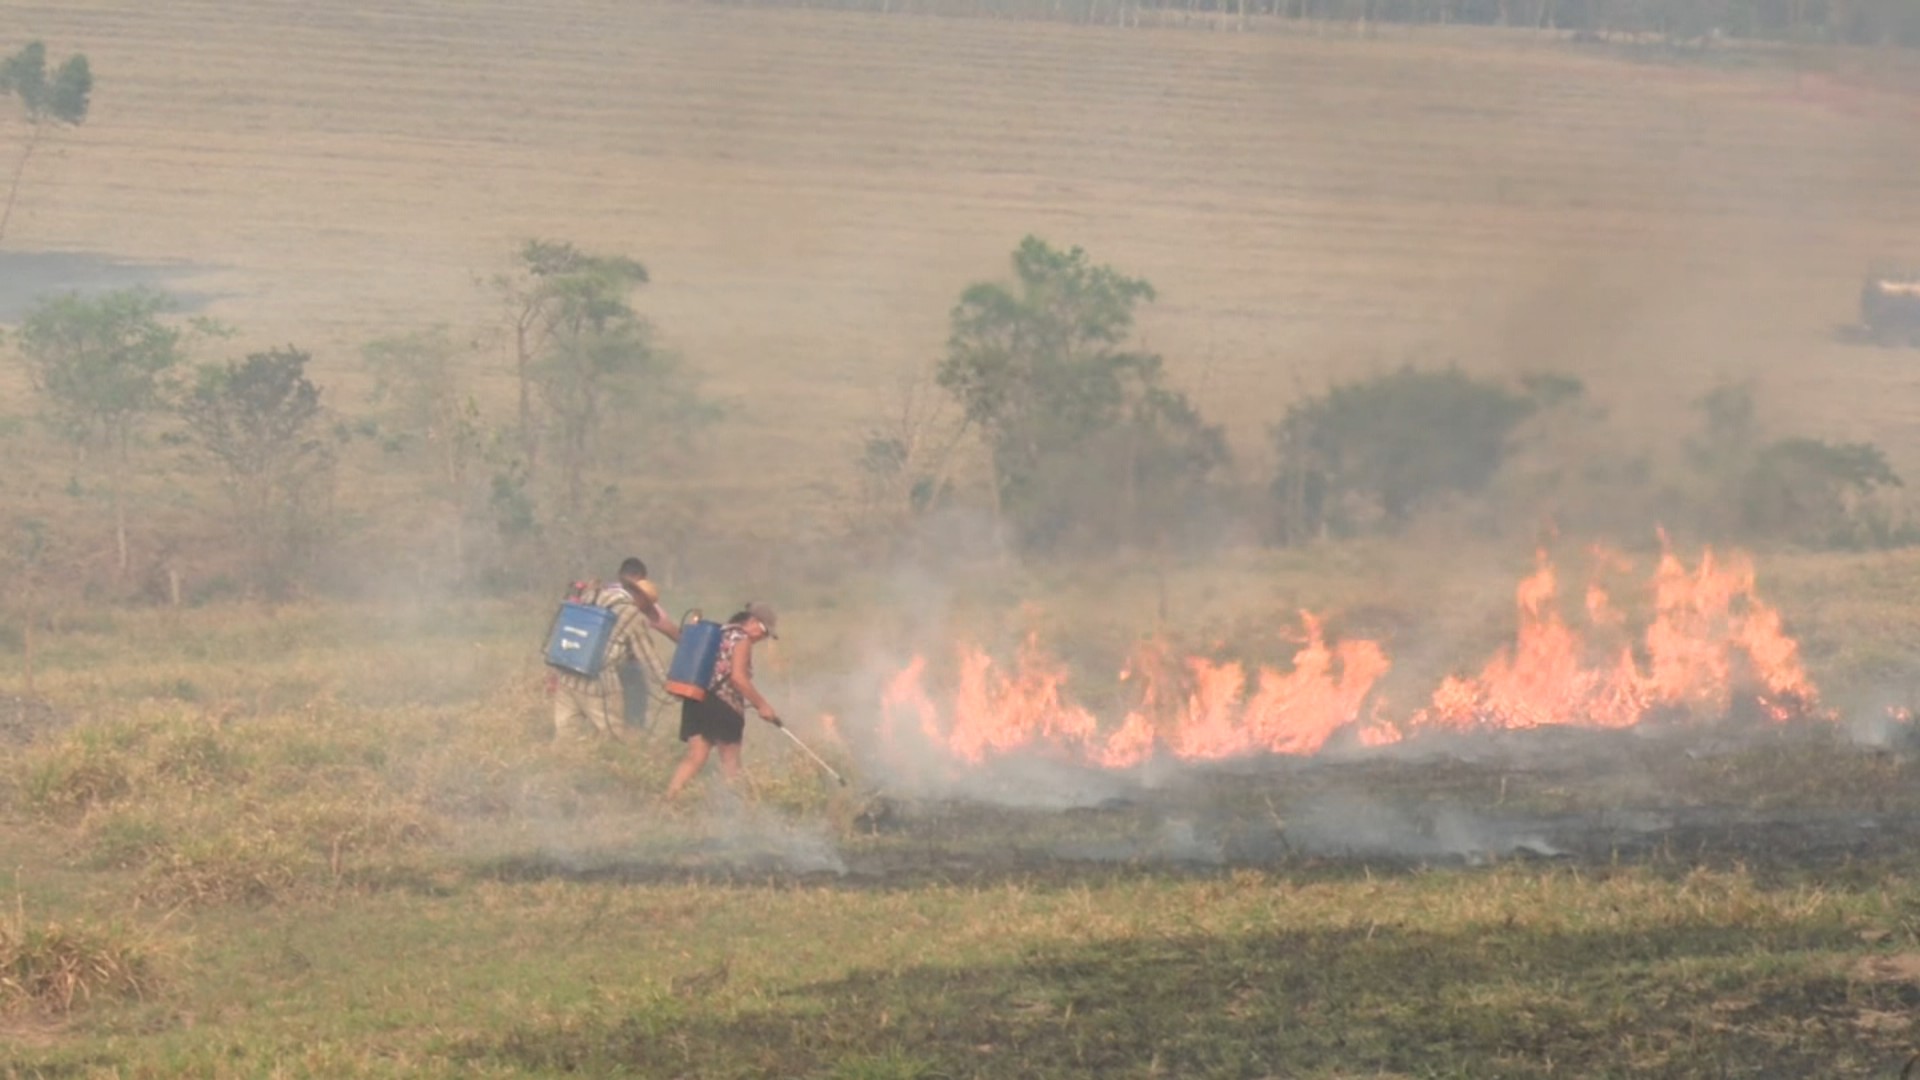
<box><xmin>1854</xmin><ymin>953</ymin><xmax>1920</xmax><ymax>986</ymax></box>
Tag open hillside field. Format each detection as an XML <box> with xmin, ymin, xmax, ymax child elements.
<box><xmin>10</xmin><ymin>5</ymin><xmax>1920</xmax><ymax>1074</ymax></box>
<box><xmin>2</xmin><ymin>0</ymin><xmax>1920</xmax><ymax>527</ymax></box>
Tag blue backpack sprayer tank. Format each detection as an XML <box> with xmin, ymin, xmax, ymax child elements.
<box><xmin>665</xmin><ymin>610</ymin><xmax>724</xmax><ymax>700</ymax></box>
<box><xmin>543</xmin><ymin>600</ymin><xmax>619</xmax><ymax>679</ymax></box>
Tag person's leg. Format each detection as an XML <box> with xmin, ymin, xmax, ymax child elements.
<box><xmin>716</xmin><ymin>742</ymin><xmax>743</xmax><ymax>784</ymax></box>
<box><xmin>666</xmin><ymin>735</ymin><xmax>712</xmax><ymax>799</ymax></box>
<box><xmin>583</xmin><ymin>685</ymin><xmax>618</xmax><ymax>738</ymax></box>
<box><xmin>553</xmin><ymin>687</ymin><xmax>588</xmax><ymax>741</ymax></box>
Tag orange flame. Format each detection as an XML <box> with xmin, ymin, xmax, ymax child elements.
<box><xmin>874</xmin><ymin>543</ymin><xmax>1827</xmax><ymax>771</ymax></box>
<box><xmin>1414</xmin><ymin>544</ymin><xmax>1820</xmax><ymax>731</ymax></box>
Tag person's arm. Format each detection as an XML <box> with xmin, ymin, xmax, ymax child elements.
<box><xmin>727</xmin><ymin>636</ymin><xmax>779</xmax><ymax>724</ymax></box>
<box><xmin>643</xmin><ymin>600</ymin><xmax>680</xmax><ymax>642</ymax></box>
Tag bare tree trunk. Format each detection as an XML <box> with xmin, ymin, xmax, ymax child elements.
<box><xmin>0</xmin><ymin>123</ymin><xmax>43</xmax><ymax>249</ymax></box>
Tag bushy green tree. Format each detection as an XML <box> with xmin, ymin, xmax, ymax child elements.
<box><xmin>1272</xmin><ymin>365</ymin><xmax>1536</xmax><ymax>541</ymax></box>
<box><xmin>0</xmin><ymin>41</ymin><xmax>91</xmax><ymax>246</ymax></box>
<box><xmin>11</xmin><ymin>288</ymin><xmax>183</xmax><ymax>578</ymax></box>
<box><xmin>178</xmin><ymin>348</ymin><xmax>333</xmax><ymax>595</ymax></box>
<box><xmin>937</xmin><ymin>236</ymin><xmax>1227</xmax><ymax>551</ymax></box>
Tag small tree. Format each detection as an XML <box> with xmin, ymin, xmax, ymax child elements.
<box><xmin>178</xmin><ymin>347</ymin><xmax>333</xmax><ymax>596</ymax></box>
<box><xmin>12</xmin><ymin>288</ymin><xmax>184</xmax><ymax>579</ymax></box>
<box><xmin>0</xmin><ymin>41</ymin><xmax>91</xmax><ymax>246</ymax></box>
<box><xmin>492</xmin><ymin>239</ymin><xmax>648</xmax><ymax>483</ymax></box>
<box><xmin>490</xmin><ymin>239</ymin><xmax>717</xmax><ymax>568</ymax></box>
<box><xmin>937</xmin><ymin>236</ymin><xmax>1226</xmax><ymax>551</ymax></box>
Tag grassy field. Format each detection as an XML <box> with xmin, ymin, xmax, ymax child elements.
<box><xmin>2</xmin><ymin>591</ymin><xmax>1920</xmax><ymax>1077</ymax></box>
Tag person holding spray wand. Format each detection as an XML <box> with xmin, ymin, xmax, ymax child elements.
<box><xmin>665</xmin><ymin>602</ymin><xmax>782</xmax><ymax>801</ymax></box>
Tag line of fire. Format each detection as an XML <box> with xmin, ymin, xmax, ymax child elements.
<box><xmin>841</xmin><ymin>540</ymin><xmax>1849</xmax><ymax>778</ymax></box>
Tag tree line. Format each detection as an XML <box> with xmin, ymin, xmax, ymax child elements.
<box><xmin>851</xmin><ymin>235</ymin><xmax>1913</xmax><ymax>560</ymax></box>
<box><xmin>0</xmin><ymin>240</ymin><xmax>711</xmax><ymax>604</ymax></box>
<box><xmin>2</xmin><ymin>233</ymin><xmax>1909</xmax><ymax>614</ymax></box>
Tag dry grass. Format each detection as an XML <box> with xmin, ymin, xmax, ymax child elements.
<box><xmin>0</xmin><ymin>904</ymin><xmax>156</xmax><ymax>1016</ymax></box>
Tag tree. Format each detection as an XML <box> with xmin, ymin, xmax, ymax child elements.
<box><xmin>1272</xmin><ymin>365</ymin><xmax>1537</xmax><ymax>541</ymax></box>
<box><xmin>492</xmin><ymin>239</ymin><xmax>648</xmax><ymax>484</ymax></box>
<box><xmin>361</xmin><ymin>326</ymin><xmax>486</xmax><ymax>579</ymax></box>
<box><xmin>937</xmin><ymin>236</ymin><xmax>1226</xmax><ymax>551</ymax></box>
<box><xmin>11</xmin><ymin>288</ymin><xmax>184</xmax><ymax>579</ymax></box>
<box><xmin>178</xmin><ymin>347</ymin><xmax>333</xmax><ymax>595</ymax></box>
<box><xmin>490</xmin><ymin>240</ymin><xmax>716</xmax><ymax>567</ymax></box>
<box><xmin>0</xmin><ymin>41</ymin><xmax>91</xmax><ymax>247</ymax></box>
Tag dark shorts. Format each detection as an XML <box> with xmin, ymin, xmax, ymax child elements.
<box><xmin>680</xmin><ymin>694</ymin><xmax>745</xmax><ymax>746</ymax></box>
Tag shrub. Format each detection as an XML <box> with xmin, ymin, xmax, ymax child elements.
<box><xmin>1272</xmin><ymin>365</ymin><xmax>1539</xmax><ymax>541</ymax></box>
<box><xmin>137</xmin><ymin>832</ymin><xmax>302</xmax><ymax>908</ymax></box>
<box><xmin>1739</xmin><ymin>438</ymin><xmax>1908</xmax><ymax>549</ymax></box>
<box><xmin>152</xmin><ymin>727</ymin><xmax>248</xmax><ymax>789</ymax></box>
<box><xmin>17</xmin><ymin>736</ymin><xmax>133</xmax><ymax>820</ymax></box>
<box><xmin>0</xmin><ymin>909</ymin><xmax>157</xmax><ymax>1014</ymax></box>
<box><xmin>1686</xmin><ymin>381</ymin><xmax>1914</xmax><ymax>550</ymax></box>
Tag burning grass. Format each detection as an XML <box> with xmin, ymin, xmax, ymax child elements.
<box><xmin>868</xmin><ymin>541</ymin><xmax>1832</xmax><ymax>783</ymax></box>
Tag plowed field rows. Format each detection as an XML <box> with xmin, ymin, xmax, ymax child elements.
<box><xmin>3</xmin><ymin>0</ymin><xmax>1919</xmax><ymax>507</ymax></box>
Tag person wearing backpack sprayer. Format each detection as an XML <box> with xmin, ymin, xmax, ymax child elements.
<box><xmin>553</xmin><ymin>558</ymin><xmax>679</xmax><ymax>741</ymax></box>
<box><xmin>664</xmin><ymin>602</ymin><xmax>782</xmax><ymax>800</ymax></box>
<box><xmin>607</xmin><ymin>557</ymin><xmax>679</xmax><ymax>732</ymax></box>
